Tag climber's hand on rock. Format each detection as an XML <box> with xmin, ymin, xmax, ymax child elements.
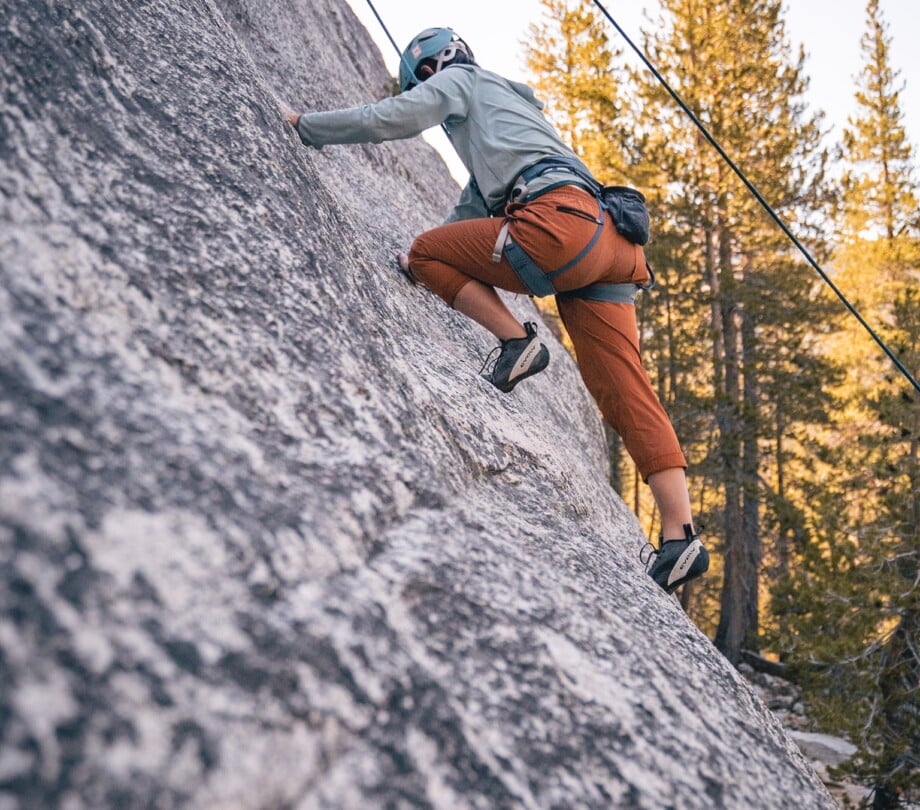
<box><xmin>279</xmin><ymin>102</ymin><xmax>300</xmax><ymax>128</ymax></box>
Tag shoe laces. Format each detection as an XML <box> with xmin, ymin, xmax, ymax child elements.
<box><xmin>479</xmin><ymin>345</ymin><xmax>502</xmax><ymax>378</ymax></box>
<box><xmin>639</xmin><ymin>541</ymin><xmax>658</xmax><ymax>570</ymax></box>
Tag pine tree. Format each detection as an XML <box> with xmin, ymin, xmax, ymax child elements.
<box><xmin>841</xmin><ymin>0</ymin><xmax>918</xmax><ymax>243</ymax></box>
<box><xmin>523</xmin><ymin>0</ymin><xmax>843</xmax><ymax>654</ymax></box>
<box><xmin>860</xmin><ymin>285</ymin><xmax>920</xmax><ymax>807</ymax></box>
<box><xmin>524</xmin><ymin>0</ymin><xmax>645</xmax><ymax>514</ymax></box>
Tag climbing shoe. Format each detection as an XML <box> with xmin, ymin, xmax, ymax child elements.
<box><xmin>480</xmin><ymin>322</ymin><xmax>549</xmax><ymax>393</ymax></box>
<box><xmin>642</xmin><ymin>524</ymin><xmax>710</xmax><ymax>594</ymax></box>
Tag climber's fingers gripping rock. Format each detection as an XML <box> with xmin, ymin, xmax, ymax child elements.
<box><xmin>279</xmin><ymin>101</ymin><xmax>300</xmax><ymax>129</ymax></box>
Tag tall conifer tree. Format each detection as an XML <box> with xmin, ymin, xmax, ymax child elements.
<box><xmin>841</xmin><ymin>0</ymin><xmax>917</xmax><ymax>243</ymax></box>
<box><xmin>524</xmin><ymin>0</ymin><xmax>646</xmax><ymax>517</ymax></box>
<box><xmin>524</xmin><ymin>1</ymin><xmax>837</xmax><ymax>649</ymax></box>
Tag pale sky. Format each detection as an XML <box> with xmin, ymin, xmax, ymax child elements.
<box><xmin>344</xmin><ymin>0</ymin><xmax>920</xmax><ymax>184</ymax></box>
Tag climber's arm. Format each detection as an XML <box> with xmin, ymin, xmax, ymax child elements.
<box><xmin>284</xmin><ymin>69</ymin><xmax>472</xmax><ymax>148</ymax></box>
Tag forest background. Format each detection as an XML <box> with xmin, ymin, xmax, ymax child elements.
<box><xmin>348</xmin><ymin>0</ymin><xmax>918</xmax><ymax>805</ymax></box>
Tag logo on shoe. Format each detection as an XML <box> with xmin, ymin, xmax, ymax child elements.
<box><xmin>508</xmin><ymin>340</ymin><xmax>540</xmax><ymax>382</ymax></box>
<box><xmin>667</xmin><ymin>540</ymin><xmax>701</xmax><ymax>587</ymax></box>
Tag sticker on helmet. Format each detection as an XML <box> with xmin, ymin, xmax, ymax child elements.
<box><xmin>411</xmin><ymin>45</ymin><xmax>422</xmax><ymax>58</ymax></box>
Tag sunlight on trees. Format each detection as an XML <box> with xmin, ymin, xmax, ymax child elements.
<box><xmin>526</xmin><ymin>1</ymin><xmax>918</xmax><ymax>802</ymax></box>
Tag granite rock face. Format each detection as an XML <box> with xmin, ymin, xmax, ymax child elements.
<box><xmin>0</xmin><ymin>0</ymin><xmax>836</xmax><ymax>807</ymax></box>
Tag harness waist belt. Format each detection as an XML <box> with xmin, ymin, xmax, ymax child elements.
<box><xmin>501</xmin><ymin>155</ymin><xmax>599</xmax><ymax>211</ymax></box>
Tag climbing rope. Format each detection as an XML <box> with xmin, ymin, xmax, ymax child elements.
<box><xmin>591</xmin><ymin>0</ymin><xmax>919</xmax><ymax>394</ymax></box>
<box><xmin>362</xmin><ymin>0</ymin><xmax>919</xmax><ymax>393</ymax></box>
<box><xmin>363</xmin><ymin>0</ymin><xmax>416</xmax><ymax>81</ymax></box>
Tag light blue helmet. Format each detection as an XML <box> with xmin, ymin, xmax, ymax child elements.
<box><xmin>398</xmin><ymin>27</ymin><xmax>475</xmax><ymax>92</ymax></box>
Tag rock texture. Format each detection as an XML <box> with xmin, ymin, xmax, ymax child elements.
<box><xmin>0</xmin><ymin>0</ymin><xmax>837</xmax><ymax>807</ymax></box>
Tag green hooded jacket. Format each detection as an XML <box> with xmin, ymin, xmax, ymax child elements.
<box><xmin>296</xmin><ymin>64</ymin><xmax>587</xmax><ymax>223</ymax></box>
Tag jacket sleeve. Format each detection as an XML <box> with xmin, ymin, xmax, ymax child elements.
<box><xmin>443</xmin><ymin>180</ymin><xmax>490</xmax><ymax>223</ymax></box>
<box><xmin>296</xmin><ymin>69</ymin><xmax>472</xmax><ymax>147</ymax></box>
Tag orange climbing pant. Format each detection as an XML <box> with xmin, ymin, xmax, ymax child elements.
<box><xmin>408</xmin><ymin>185</ymin><xmax>687</xmax><ymax>480</ymax></box>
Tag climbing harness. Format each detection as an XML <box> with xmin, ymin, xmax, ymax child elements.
<box><xmin>588</xmin><ymin>0</ymin><xmax>920</xmax><ymax>393</ymax></box>
<box><xmin>489</xmin><ymin>155</ymin><xmax>654</xmax><ymax>304</ymax></box>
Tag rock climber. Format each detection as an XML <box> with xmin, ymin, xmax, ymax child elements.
<box><xmin>281</xmin><ymin>27</ymin><xmax>709</xmax><ymax>594</ymax></box>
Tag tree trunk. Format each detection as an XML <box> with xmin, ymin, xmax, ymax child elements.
<box><xmin>740</xmin><ymin>299</ymin><xmax>761</xmax><ymax>650</ymax></box>
<box><xmin>605</xmin><ymin>423</ymin><xmax>624</xmax><ymax>497</ymax></box>
<box><xmin>775</xmin><ymin>407</ymin><xmax>790</xmax><ymax>580</ymax></box>
<box><xmin>713</xmin><ymin>223</ymin><xmax>747</xmax><ymax>665</ymax></box>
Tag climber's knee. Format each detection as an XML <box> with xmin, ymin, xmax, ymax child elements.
<box><xmin>408</xmin><ymin>234</ymin><xmax>467</xmax><ymax>305</ymax></box>
<box><xmin>407</xmin><ymin>233</ymin><xmax>436</xmax><ymax>284</ymax></box>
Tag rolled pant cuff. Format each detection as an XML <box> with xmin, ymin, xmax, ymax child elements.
<box><xmin>639</xmin><ymin>453</ymin><xmax>688</xmax><ymax>483</ymax></box>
